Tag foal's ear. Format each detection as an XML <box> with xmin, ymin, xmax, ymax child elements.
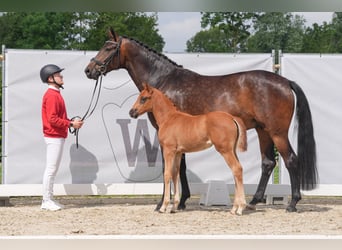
<box><xmin>142</xmin><ymin>82</ymin><xmax>153</xmax><ymax>93</ymax></box>
<box><xmin>142</xmin><ymin>82</ymin><xmax>148</xmax><ymax>90</ymax></box>
<box><xmin>108</xmin><ymin>27</ymin><xmax>118</xmax><ymax>42</ymax></box>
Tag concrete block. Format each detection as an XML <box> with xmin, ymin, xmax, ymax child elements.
<box><xmin>199</xmin><ymin>180</ymin><xmax>231</xmax><ymax>206</ymax></box>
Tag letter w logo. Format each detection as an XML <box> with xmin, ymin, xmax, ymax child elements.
<box><xmin>116</xmin><ymin>119</ymin><xmax>160</xmax><ymax>167</ymax></box>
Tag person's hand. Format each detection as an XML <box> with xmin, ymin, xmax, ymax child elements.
<box><xmin>72</xmin><ymin>118</ymin><xmax>84</xmax><ymax>129</ymax></box>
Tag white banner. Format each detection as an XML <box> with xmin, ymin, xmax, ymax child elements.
<box><xmin>2</xmin><ymin>49</ymin><xmax>273</xmax><ymax>185</ymax></box>
<box><xmin>281</xmin><ymin>54</ymin><xmax>342</xmax><ymax>185</ymax></box>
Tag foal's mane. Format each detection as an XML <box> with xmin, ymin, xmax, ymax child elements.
<box><xmin>123</xmin><ymin>35</ymin><xmax>183</xmax><ymax>68</ymax></box>
<box><xmin>151</xmin><ymin>85</ymin><xmax>179</xmax><ymax>110</ymax></box>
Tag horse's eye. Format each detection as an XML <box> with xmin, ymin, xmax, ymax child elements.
<box><xmin>140</xmin><ymin>96</ymin><xmax>149</xmax><ymax>104</ymax></box>
<box><xmin>140</xmin><ymin>97</ymin><xmax>146</xmax><ymax>104</ymax></box>
<box><xmin>105</xmin><ymin>45</ymin><xmax>116</xmax><ymax>51</ymax></box>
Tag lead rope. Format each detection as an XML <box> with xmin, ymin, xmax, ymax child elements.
<box><xmin>69</xmin><ymin>74</ymin><xmax>103</xmax><ymax>148</ymax></box>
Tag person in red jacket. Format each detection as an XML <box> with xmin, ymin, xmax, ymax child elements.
<box><xmin>40</xmin><ymin>64</ymin><xmax>83</xmax><ymax>211</ymax></box>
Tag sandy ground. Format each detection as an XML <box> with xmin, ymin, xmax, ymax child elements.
<box><xmin>0</xmin><ymin>195</ymin><xmax>341</xmax><ymax>236</ymax></box>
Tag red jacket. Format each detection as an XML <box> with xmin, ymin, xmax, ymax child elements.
<box><xmin>42</xmin><ymin>88</ymin><xmax>70</xmax><ymax>138</ymax></box>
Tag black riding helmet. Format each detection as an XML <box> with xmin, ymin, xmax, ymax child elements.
<box><xmin>40</xmin><ymin>64</ymin><xmax>64</xmax><ymax>83</ymax></box>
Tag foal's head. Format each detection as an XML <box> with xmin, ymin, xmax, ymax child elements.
<box><xmin>129</xmin><ymin>82</ymin><xmax>154</xmax><ymax>118</ymax></box>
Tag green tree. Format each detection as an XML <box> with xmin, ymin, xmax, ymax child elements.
<box><xmin>0</xmin><ymin>12</ymin><xmax>80</xmax><ymax>49</ymax></box>
<box><xmin>186</xmin><ymin>27</ymin><xmax>229</xmax><ymax>52</ymax></box>
<box><xmin>247</xmin><ymin>12</ymin><xmax>305</xmax><ymax>53</ymax></box>
<box><xmin>0</xmin><ymin>12</ymin><xmax>164</xmax><ymax>52</ymax></box>
<box><xmin>83</xmin><ymin>12</ymin><xmax>164</xmax><ymax>51</ymax></box>
<box><xmin>301</xmin><ymin>22</ymin><xmax>334</xmax><ymax>53</ymax></box>
<box><xmin>329</xmin><ymin>12</ymin><xmax>342</xmax><ymax>52</ymax></box>
<box><xmin>187</xmin><ymin>12</ymin><xmax>257</xmax><ymax>53</ymax></box>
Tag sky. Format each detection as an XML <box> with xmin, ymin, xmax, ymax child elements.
<box><xmin>156</xmin><ymin>12</ymin><xmax>334</xmax><ymax>52</ymax></box>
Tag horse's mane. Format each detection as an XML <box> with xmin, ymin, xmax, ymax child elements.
<box><xmin>123</xmin><ymin>35</ymin><xmax>183</xmax><ymax>68</ymax></box>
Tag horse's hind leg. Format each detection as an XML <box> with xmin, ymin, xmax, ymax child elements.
<box><xmin>178</xmin><ymin>154</ymin><xmax>190</xmax><ymax>210</ymax></box>
<box><xmin>273</xmin><ymin>135</ymin><xmax>301</xmax><ymax>212</ymax></box>
<box><xmin>248</xmin><ymin>129</ymin><xmax>277</xmax><ymax>209</ymax></box>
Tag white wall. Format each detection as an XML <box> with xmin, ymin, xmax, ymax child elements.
<box><xmin>2</xmin><ymin>49</ymin><xmax>273</xmax><ymax>186</ymax></box>
<box><xmin>281</xmin><ymin>54</ymin><xmax>342</xmax><ymax>187</ymax></box>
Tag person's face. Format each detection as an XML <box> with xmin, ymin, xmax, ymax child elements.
<box><xmin>49</xmin><ymin>72</ymin><xmax>64</xmax><ymax>86</ymax></box>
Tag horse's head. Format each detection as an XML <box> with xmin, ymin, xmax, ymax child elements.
<box><xmin>129</xmin><ymin>83</ymin><xmax>154</xmax><ymax>119</ymax></box>
<box><xmin>85</xmin><ymin>27</ymin><xmax>122</xmax><ymax>80</ymax></box>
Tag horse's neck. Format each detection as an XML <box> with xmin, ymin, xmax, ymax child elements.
<box><xmin>122</xmin><ymin>39</ymin><xmax>178</xmax><ymax>90</ymax></box>
<box><xmin>151</xmin><ymin>91</ymin><xmax>178</xmax><ymax>126</ymax></box>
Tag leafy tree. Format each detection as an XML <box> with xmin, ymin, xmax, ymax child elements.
<box><xmin>0</xmin><ymin>12</ymin><xmax>79</xmax><ymax>49</ymax></box>
<box><xmin>329</xmin><ymin>12</ymin><xmax>342</xmax><ymax>52</ymax></box>
<box><xmin>187</xmin><ymin>12</ymin><xmax>257</xmax><ymax>53</ymax></box>
<box><xmin>186</xmin><ymin>27</ymin><xmax>229</xmax><ymax>52</ymax></box>
<box><xmin>0</xmin><ymin>12</ymin><xmax>164</xmax><ymax>52</ymax></box>
<box><xmin>247</xmin><ymin>12</ymin><xmax>305</xmax><ymax>53</ymax></box>
<box><xmin>301</xmin><ymin>22</ymin><xmax>334</xmax><ymax>53</ymax></box>
<box><xmin>82</xmin><ymin>12</ymin><xmax>164</xmax><ymax>51</ymax></box>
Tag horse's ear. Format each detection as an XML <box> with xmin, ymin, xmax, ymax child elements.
<box><xmin>108</xmin><ymin>27</ymin><xmax>118</xmax><ymax>42</ymax></box>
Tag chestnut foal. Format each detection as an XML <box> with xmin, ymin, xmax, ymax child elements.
<box><xmin>129</xmin><ymin>83</ymin><xmax>247</xmax><ymax>215</ymax></box>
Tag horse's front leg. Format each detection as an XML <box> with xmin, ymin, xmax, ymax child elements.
<box><xmin>171</xmin><ymin>154</ymin><xmax>182</xmax><ymax>213</ymax></box>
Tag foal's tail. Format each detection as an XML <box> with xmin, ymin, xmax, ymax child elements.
<box><xmin>233</xmin><ymin>117</ymin><xmax>247</xmax><ymax>152</ymax></box>
<box><xmin>290</xmin><ymin>81</ymin><xmax>318</xmax><ymax>190</ymax></box>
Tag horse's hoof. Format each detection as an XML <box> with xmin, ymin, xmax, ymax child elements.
<box><xmin>170</xmin><ymin>210</ymin><xmax>177</xmax><ymax>214</ymax></box>
<box><xmin>236</xmin><ymin>206</ymin><xmax>245</xmax><ymax>216</ymax></box>
<box><xmin>286</xmin><ymin>206</ymin><xmax>297</xmax><ymax>213</ymax></box>
<box><xmin>154</xmin><ymin>203</ymin><xmax>162</xmax><ymax>212</ymax></box>
<box><xmin>246</xmin><ymin>204</ymin><xmax>256</xmax><ymax>210</ymax></box>
<box><xmin>177</xmin><ymin>204</ymin><xmax>186</xmax><ymax>210</ymax></box>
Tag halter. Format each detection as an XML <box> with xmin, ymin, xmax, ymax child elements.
<box><xmin>90</xmin><ymin>38</ymin><xmax>122</xmax><ymax>74</ymax></box>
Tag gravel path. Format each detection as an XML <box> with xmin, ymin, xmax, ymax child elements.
<box><xmin>0</xmin><ymin>195</ymin><xmax>341</xmax><ymax>236</ymax></box>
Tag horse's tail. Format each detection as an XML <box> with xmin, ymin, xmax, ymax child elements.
<box><xmin>233</xmin><ymin>117</ymin><xmax>247</xmax><ymax>152</ymax></box>
<box><xmin>289</xmin><ymin>81</ymin><xmax>318</xmax><ymax>190</ymax></box>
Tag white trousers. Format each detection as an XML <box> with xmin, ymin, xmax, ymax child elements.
<box><xmin>43</xmin><ymin>137</ymin><xmax>65</xmax><ymax>201</ymax></box>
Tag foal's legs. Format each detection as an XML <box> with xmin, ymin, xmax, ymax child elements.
<box><xmin>221</xmin><ymin>151</ymin><xmax>246</xmax><ymax>215</ymax></box>
<box><xmin>171</xmin><ymin>153</ymin><xmax>182</xmax><ymax>213</ymax></box>
<box><xmin>248</xmin><ymin>129</ymin><xmax>277</xmax><ymax>209</ymax></box>
<box><xmin>159</xmin><ymin>149</ymin><xmax>177</xmax><ymax>213</ymax></box>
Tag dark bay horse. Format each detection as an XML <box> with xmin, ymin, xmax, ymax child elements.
<box><xmin>85</xmin><ymin>28</ymin><xmax>317</xmax><ymax>212</ymax></box>
<box><xmin>129</xmin><ymin>83</ymin><xmax>247</xmax><ymax>215</ymax></box>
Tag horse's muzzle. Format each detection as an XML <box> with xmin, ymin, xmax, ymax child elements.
<box><xmin>129</xmin><ymin>109</ymin><xmax>139</xmax><ymax>119</ymax></box>
<box><xmin>84</xmin><ymin>66</ymin><xmax>100</xmax><ymax>80</ymax></box>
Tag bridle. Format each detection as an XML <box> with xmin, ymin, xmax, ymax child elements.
<box><xmin>90</xmin><ymin>38</ymin><xmax>122</xmax><ymax>74</ymax></box>
<box><xmin>70</xmin><ymin>38</ymin><xmax>122</xmax><ymax>148</ymax></box>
